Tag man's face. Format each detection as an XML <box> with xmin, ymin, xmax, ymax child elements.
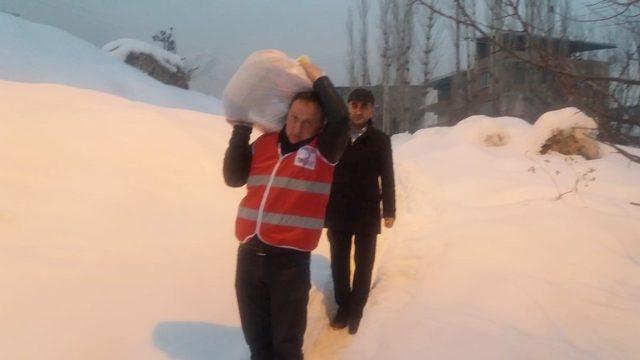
<box><xmin>285</xmin><ymin>99</ymin><xmax>323</xmax><ymax>143</ymax></box>
<box><xmin>348</xmin><ymin>100</ymin><xmax>374</xmax><ymax>127</ymax></box>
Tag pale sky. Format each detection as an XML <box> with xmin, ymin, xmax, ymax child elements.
<box><xmin>1</xmin><ymin>0</ymin><xmax>602</xmax><ymax>87</ymax></box>
<box><xmin>1</xmin><ymin>0</ymin><xmax>359</xmax><ymax>84</ymax></box>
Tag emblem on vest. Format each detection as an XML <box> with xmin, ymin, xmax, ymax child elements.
<box><xmin>294</xmin><ymin>146</ymin><xmax>317</xmax><ymax>170</ymax></box>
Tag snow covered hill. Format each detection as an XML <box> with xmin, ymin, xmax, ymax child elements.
<box><xmin>0</xmin><ymin>13</ymin><xmax>221</xmax><ymax>115</ymax></box>
<box><xmin>0</xmin><ymin>79</ymin><xmax>240</xmax><ymax>359</ymax></box>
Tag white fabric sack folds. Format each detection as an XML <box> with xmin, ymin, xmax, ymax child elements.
<box><xmin>223</xmin><ymin>49</ymin><xmax>312</xmax><ymax>132</ymax></box>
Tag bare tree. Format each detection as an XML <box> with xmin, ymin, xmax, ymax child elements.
<box><xmin>454</xmin><ymin>2</ymin><xmax>462</xmax><ymax>74</ymax></box>
<box><xmin>379</xmin><ymin>0</ymin><xmax>394</xmax><ymax>133</ymax></box>
<box><xmin>463</xmin><ymin>0</ymin><xmax>477</xmax><ymax>72</ymax></box>
<box><xmin>488</xmin><ymin>0</ymin><xmax>506</xmax><ymax>115</ymax></box>
<box><xmin>559</xmin><ymin>0</ymin><xmax>571</xmax><ymax>38</ymax></box>
<box><xmin>347</xmin><ymin>6</ymin><xmax>358</xmax><ymax>86</ymax></box>
<box><xmin>358</xmin><ymin>0</ymin><xmax>372</xmax><ymax>86</ymax></box>
<box><xmin>414</xmin><ymin>0</ymin><xmax>640</xmax><ymax>160</ymax></box>
<box><xmin>420</xmin><ymin>0</ymin><xmax>439</xmax><ymax>127</ymax></box>
<box><xmin>393</xmin><ymin>0</ymin><xmax>414</xmax><ymax>88</ymax></box>
<box><xmin>392</xmin><ymin>0</ymin><xmax>415</xmax><ymax>132</ymax></box>
<box><xmin>421</xmin><ymin>1</ymin><xmax>438</xmax><ymax>87</ymax></box>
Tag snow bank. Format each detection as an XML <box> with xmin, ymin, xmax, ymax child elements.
<box><xmin>103</xmin><ymin>38</ymin><xmax>184</xmax><ymax>72</ymax></box>
<box><xmin>531</xmin><ymin>107</ymin><xmax>599</xmax><ymax>155</ymax></box>
<box><xmin>451</xmin><ymin>115</ymin><xmax>533</xmax><ymax>151</ymax></box>
<box><xmin>0</xmin><ymin>79</ymin><xmax>240</xmax><ymax>359</ymax></box>
<box><xmin>0</xmin><ymin>13</ymin><xmax>221</xmax><ymax>115</ymax></box>
<box><xmin>341</xmin><ymin>115</ymin><xmax>640</xmax><ymax>359</ymax></box>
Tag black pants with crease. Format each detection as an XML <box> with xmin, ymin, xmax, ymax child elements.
<box><xmin>327</xmin><ymin>229</ymin><xmax>377</xmax><ymax>320</ymax></box>
<box><xmin>235</xmin><ymin>238</ymin><xmax>311</xmax><ymax>360</ymax></box>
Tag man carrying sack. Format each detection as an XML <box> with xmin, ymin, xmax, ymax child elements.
<box><xmin>223</xmin><ymin>55</ymin><xmax>349</xmax><ymax>360</ymax></box>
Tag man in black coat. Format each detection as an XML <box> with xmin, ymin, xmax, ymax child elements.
<box><xmin>324</xmin><ymin>88</ymin><xmax>396</xmax><ymax>334</ymax></box>
<box><xmin>224</xmin><ymin>60</ymin><xmax>350</xmax><ymax>359</ymax></box>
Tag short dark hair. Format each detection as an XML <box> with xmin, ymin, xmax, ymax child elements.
<box><xmin>348</xmin><ymin>88</ymin><xmax>375</xmax><ymax>105</ymax></box>
<box><xmin>289</xmin><ymin>91</ymin><xmax>324</xmax><ymax>118</ymax></box>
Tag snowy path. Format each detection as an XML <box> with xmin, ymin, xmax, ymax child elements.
<box><xmin>304</xmin><ymin>234</ymin><xmax>395</xmax><ymax>360</ymax></box>
<box><xmin>329</xmin><ymin>131</ymin><xmax>640</xmax><ymax>359</ymax></box>
<box><xmin>303</xmin><ymin>240</ymin><xmax>353</xmax><ymax>359</ymax></box>
<box><xmin>303</xmin><ymin>156</ymin><xmax>440</xmax><ymax>359</ymax></box>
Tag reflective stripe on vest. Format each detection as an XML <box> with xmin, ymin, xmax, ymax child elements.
<box><xmin>247</xmin><ymin>175</ymin><xmax>332</xmax><ymax>195</ymax></box>
<box><xmin>237</xmin><ymin>206</ymin><xmax>325</xmax><ymax>230</ymax></box>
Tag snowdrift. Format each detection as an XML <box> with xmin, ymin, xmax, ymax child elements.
<box><xmin>343</xmin><ymin>114</ymin><xmax>640</xmax><ymax>359</ymax></box>
<box><xmin>0</xmin><ymin>13</ymin><xmax>221</xmax><ymax>115</ymax></box>
<box><xmin>0</xmin><ymin>79</ymin><xmax>240</xmax><ymax>359</ymax></box>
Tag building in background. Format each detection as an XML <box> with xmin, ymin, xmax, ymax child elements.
<box><xmin>340</xmin><ymin>31</ymin><xmax>614</xmax><ymax>136</ymax></box>
<box><xmin>426</xmin><ymin>31</ymin><xmax>614</xmax><ymax>127</ymax></box>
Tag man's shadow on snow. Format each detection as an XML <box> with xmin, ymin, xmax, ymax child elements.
<box><xmin>310</xmin><ymin>254</ymin><xmax>337</xmax><ymax>320</ymax></box>
<box><xmin>153</xmin><ymin>322</ymin><xmax>248</xmax><ymax>360</ymax></box>
<box><xmin>154</xmin><ymin>256</ymin><xmax>341</xmax><ymax>359</ymax></box>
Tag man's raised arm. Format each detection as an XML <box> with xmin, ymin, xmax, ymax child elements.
<box><xmin>298</xmin><ymin>60</ymin><xmax>349</xmax><ymax>163</ymax></box>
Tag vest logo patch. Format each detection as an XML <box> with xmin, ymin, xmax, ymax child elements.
<box><xmin>294</xmin><ymin>146</ymin><xmax>317</xmax><ymax>170</ymax></box>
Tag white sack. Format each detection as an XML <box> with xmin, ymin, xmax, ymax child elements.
<box><xmin>223</xmin><ymin>49</ymin><xmax>312</xmax><ymax>132</ymax></box>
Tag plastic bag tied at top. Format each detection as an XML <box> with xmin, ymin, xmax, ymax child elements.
<box><xmin>223</xmin><ymin>49</ymin><xmax>313</xmax><ymax>133</ymax></box>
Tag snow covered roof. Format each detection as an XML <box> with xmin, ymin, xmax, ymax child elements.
<box><xmin>103</xmin><ymin>38</ymin><xmax>184</xmax><ymax>72</ymax></box>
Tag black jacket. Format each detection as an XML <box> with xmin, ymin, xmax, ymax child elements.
<box><xmin>325</xmin><ymin>124</ymin><xmax>396</xmax><ymax>234</ymax></box>
<box><xmin>223</xmin><ymin>76</ymin><xmax>349</xmax><ymax>187</ymax></box>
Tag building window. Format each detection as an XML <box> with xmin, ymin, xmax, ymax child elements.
<box><xmin>514</xmin><ymin>63</ymin><xmax>525</xmax><ymax>85</ymax></box>
<box><xmin>477</xmin><ymin>40</ymin><xmax>490</xmax><ymax>59</ymax></box>
<box><xmin>438</xmin><ymin>84</ymin><xmax>451</xmax><ymax>101</ymax></box>
<box><xmin>514</xmin><ymin>35</ymin><xmax>526</xmax><ymax>51</ymax></box>
<box><xmin>480</xmin><ymin>71</ymin><xmax>491</xmax><ymax>88</ymax></box>
<box><xmin>541</xmin><ymin>70</ymin><xmax>549</xmax><ymax>84</ymax></box>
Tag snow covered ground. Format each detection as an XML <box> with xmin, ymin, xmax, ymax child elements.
<box><xmin>342</xmin><ymin>116</ymin><xmax>640</xmax><ymax>359</ymax></box>
<box><xmin>3</xmin><ymin>12</ymin><xmax>640</xmax><ymax>360</ymax></box>
<box><xmin>0</xmin><ymin>79</ymin><xmax>242</xmax><ymax>359</ymax></box>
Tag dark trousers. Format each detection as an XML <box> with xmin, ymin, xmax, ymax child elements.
<box><xmin>327</xmin><ymin>229</ymin><xmax>377</xmax><ymax>319</ymax></box>
<box><xmin>235</xmin><ymin>241</ymin><xmax>311</xmax><ymax>360</ymax></box>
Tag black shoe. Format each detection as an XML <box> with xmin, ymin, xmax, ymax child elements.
<box><xmin>348</xmin><ymin>317</ymin><xmax>361</xmax><ymax>335</ymax></box>
<box><xmin>330</xmin><ymin>307</ymin><xmax>349</xmax><ymax>329</ymax></box>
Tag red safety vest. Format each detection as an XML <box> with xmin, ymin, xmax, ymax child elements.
<box><xmin>235</xmin><ymin>132</ymin><xmax>335</xmax><ymax>251</ymax></box>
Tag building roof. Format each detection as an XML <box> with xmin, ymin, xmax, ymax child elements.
<box><xmin>476</xmin><ymin>30</ymin><xmax>615</xmax><ymax>54</ymax></box>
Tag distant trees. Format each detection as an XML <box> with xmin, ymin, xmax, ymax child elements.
<box><xmin>420</xmin><ymin>1</ymin><xmax>439</xmax><ymax>126</ymax></box>
<box><xmin>152</xmin><ymin>27</ymin><xmax>176</xmax><ymax>54</ymax></box>
<box><xmin>379</xmin><ymin>0</ymin><xmax>394</xmax><ymax>132</ymax></box>
<box><xmin>345</xmin><ymin>0</ymin><xmax>440</xmax><ymax>133</ymax></box>
<box><xmin>358</xmin><ymin>0</ymin><xmax>373</xmax><ymax>86</ymax></box>
<box><xmin>346</xmin><ymin>1</ymin><xmax>374</xmax><ymax>87</ymax></box>
<box><xmin>392</xmin><ymin>0</ymin><xmax>415</xmax><ymax>132</ymax></box>
<box><xmin>346</xmin><ymin>8</ymin><xmax>358</xmax><ymax>86</ymax></box>
<box><xmin>414</xmin><ymin>0</ymin><xmax>640</xmax><ymax>158</ymax></box>
<box><xmin>345</xmin><ymin>0</ymin><xmax>638</xmax><ymax>151</ymax></box>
